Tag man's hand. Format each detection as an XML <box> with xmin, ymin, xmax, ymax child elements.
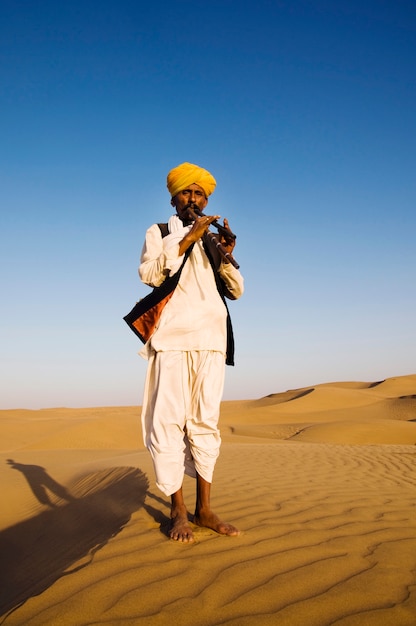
<box><xmin>218</xmin><ymin>218</ymin><xmax>236</xmax><ymax>258</ymax></box>
<box><xmin>189</xmin><ymin>214</ymin><xmax>220</xmax><ymax>241</ymax></box>
<box><xmin>179</xmin><ymin>214</ymin><xmax>220</xmax><ymax>255</ymax></box>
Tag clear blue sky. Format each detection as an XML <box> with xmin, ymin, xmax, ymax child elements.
<box><xmin>1</xmin><ymin>0</ymin><xmax>415</xmax><ymax>409</ymax></box>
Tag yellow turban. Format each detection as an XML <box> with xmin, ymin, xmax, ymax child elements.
<box><xmin>167</xmin><ymin>162</ymin><xmax>216</xmax><ymax>198</ymax></box>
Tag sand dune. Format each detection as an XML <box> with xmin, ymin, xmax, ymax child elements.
<box><xmin>1</xmin><ymin>374</ymin><xmax>416</xmax><ymax>624</ymax></box>
<box><xmin>220</xmin><ymin>374</ymin><xmax>416</xmax><ymax>445</ymax></box>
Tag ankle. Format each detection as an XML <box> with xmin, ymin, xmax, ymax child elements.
<box><xmin>171</xmin><ymin>502</ymin><xmax>188</xmax><ymax>520</ymax></box>
<box><xmin>195</xmin><ymin>504</ymin><xmax>211</xmax><ymax>518</ymax></box>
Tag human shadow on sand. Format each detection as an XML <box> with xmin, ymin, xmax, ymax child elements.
<box><xmin>7</xmin><ymin>459</ymin><xmax>76</xmax><ymax>507</ymax></box>
<box><xmin>0</xmin><ymin>464</ymin><xmax>150</xmax><ymax>620</ymax></box>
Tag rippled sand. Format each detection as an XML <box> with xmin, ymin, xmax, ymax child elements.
<box><xmin>1</xmin><ymin>374</ymin><xmax>416</xmax><ymax>625</ymax></box>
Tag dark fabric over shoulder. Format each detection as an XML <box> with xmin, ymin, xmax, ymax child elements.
<box><xmin>157</xmin><ymin>223</ymin><xmax>169</xmax><ymax>237</ymax></box>
<box><xmin>202</xmin><ymin>239</ymin><xmax>235</xmax><ymax>366</ymax></box>
<box><xmin>202</xmin><ymin>234</ymin><xmax>238</xmax><ymax>300</ymax></box>
<box><xmin>124</xmin><ymin>223</ymin><xmax>236</xmax><ymax>365</ymax></box>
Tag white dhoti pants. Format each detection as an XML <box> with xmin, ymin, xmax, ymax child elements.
<box><xmin>141</xmin><ymin>350</ymin><xmax>225</xmax><ymax>496</ymax></box>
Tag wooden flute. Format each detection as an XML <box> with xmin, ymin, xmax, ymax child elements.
<box><xmin>187</xmin><ymin>204</ymin><xmax>240</xmax><ymax>269</ymax></box>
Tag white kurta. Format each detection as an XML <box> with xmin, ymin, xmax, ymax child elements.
<box><xmin>138</xmin><ymin>215</ymin><xmax>244</xmax><ymax>495</ymax></box>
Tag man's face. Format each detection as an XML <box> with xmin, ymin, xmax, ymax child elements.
<box><xmin>172</xmin><ymin>183</ymin><xmax>208</xmax><ymax>223</ymax></box>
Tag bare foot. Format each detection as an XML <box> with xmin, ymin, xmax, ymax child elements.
<box><xmin>194</xmin><ymin>509</ymin><xmax>240</xmax><ymax>536</ymax></box>
<box><xmin>169</xmin><ymin>506</ymin><xmax>195</xmax><ymax>543</ymax></box>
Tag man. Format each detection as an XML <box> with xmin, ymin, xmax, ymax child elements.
<box><xmin>139</xmin><ymin>162</ymin><xmax>244</xmax><ymax>542</ymax></box>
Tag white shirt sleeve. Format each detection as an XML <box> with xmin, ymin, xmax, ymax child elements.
<box><xmin>138</xmin><ymin>223</ymin><xmax>191</xmax><ymax>287</ymax></box>
<box><xmin>218</xmin><ymin>261</ymin><xmax>245</xmax><ymax>299</ymax></box>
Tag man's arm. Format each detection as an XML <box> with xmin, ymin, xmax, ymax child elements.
<box><xmin>218</xmin><ymin>262</ymin><xmax>244</xmax><ymax>300</ymax></box>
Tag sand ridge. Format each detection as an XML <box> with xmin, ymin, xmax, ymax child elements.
<box><xmin>1</xmin><ymin>374</ymin><xmax>416</xmax><ymax>625</ymax></box>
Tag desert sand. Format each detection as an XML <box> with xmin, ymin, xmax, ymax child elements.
<box><xmin>1</xmin><ymin>374</ymin><xmax>416</xmax><ymax>625</ymax></box>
